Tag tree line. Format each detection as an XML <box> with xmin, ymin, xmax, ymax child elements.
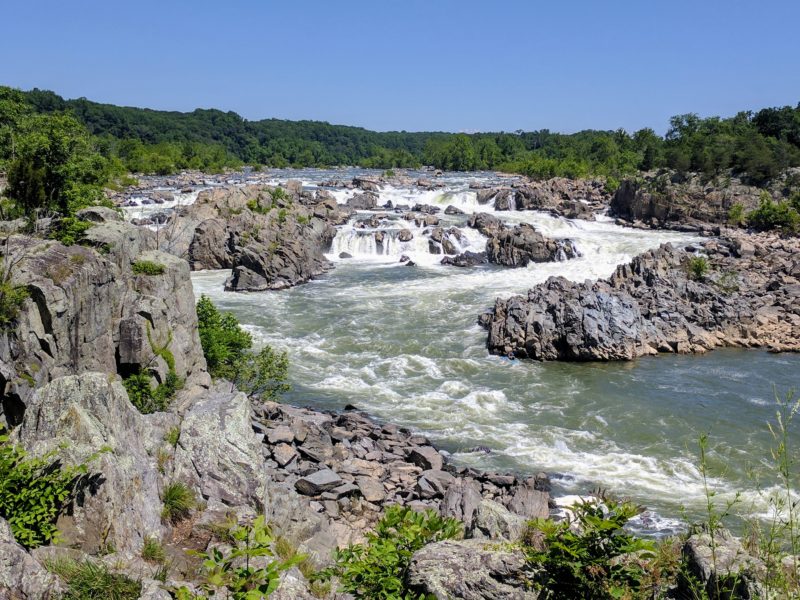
<box><xmin>2</xmin><ymin>85</ymin><xmax>799</xmax><ymax>187</ymax></box>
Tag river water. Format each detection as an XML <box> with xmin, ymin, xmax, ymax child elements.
<box><xmin>184</xmin><ymin>168</ymin><xmax>800</xmax><ymax>535</ymax></box>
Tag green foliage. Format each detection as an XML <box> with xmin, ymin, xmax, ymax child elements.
<box><xmin>49</xmin><ymin>217</ymin><xmax>92</xmax><ymax>246</ymax></box>
<box><xmin>123</xmin><ymin>369</ymin><xmax>182</xmax><ymax>414</ymax></box>
<box><xmin>688</xmin><ymin>256</ymin><xmax>710</xmax><ymax>281</ymax></box>
<box><xmin>0</xmin><ymin>259</ymin><xmax>28</xmax><ymax>330</ymax></box>
<box><xmin>196</xmin><ymin>295</ymin><xmax>289</xmax><ymax>400</ymax></box>
<box><xmin>165</xmin><ymin>426</ymin><xmax>181</xmax><ymax>448</ymax></box>
<box><xmin>525</xmin><ymin>497</ymin><xmax>655</xmax><ymax>599</ymax></box>
<box><xmin>319</xmin><ymin>505</ymin><xmax>462</xmax><ymax>599</ymax></box>
<box><xmin>247</xmin><ymin>198</ymin><xmax>271</xmax><ymax>214</ymax></box>
<box><xmin>131</xmin><ymin>259</ymin><xmax>166</xmax><ymax>276</ymax></box>
<box><xmin>727</xmin><ymin>202</ymin><xmax>746</xmax><ymax>226</ymax></box>
<box><xmin>746</xmin><ymin>191</ymin><xmax>800</xmax><ymax>232</ymax></box>
<box><xmin>47</xmin><ymin>558</ymin><xmax>142</xmax><ymax>600</ymax></box>
<box><xmin>172</xmin><ymin>516</ymin><xmax>302</xmax><ymax>599</ymax></box>
<box><xmin>161</xmin><ymin>481</ymin><xmax>196</xmax><ymax>523</ymax></box>
<box><xmin>142</xmin><ymin>535</ymin><xmax>166</xmax><ymax>564</ymax></box>
<box><xmin>0</xmin><ymin>432</ymin><xmax>90</xmax><ymax>548</ymax></box>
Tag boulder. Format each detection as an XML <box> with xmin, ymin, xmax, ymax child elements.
<box><xmin>295</xmin><ymin>469</ymin><xmax>344</xmax><ymax>496</ymax></box>
<box><xmin>407</xmin><ymin>446</ymin><xmax>444</xmax><ymax>471</ymax></box>
<box><xmin>0</xmin><ymin>517</ymin><xmax>63</xmax><ymax>598</ymax></box>
<box><xmin>473</xmin><ymin>499</ymin><xmax>527</xmax><ymax>541</ymax></box>
<box><xmin>406</xmin><ymin>539</ymin><xmax>538</xmax><ymax>599</ymax></box>
<box><xmin>172</xmin><ymin>384</ymin><xmax>268</xmax><ymax>508</ymax></box>
<box><xmin>14</xmin><ymin>374</ymin><xmax>163</xmax><ymax>554</ymax></box>
<box><xmin>417</xmin><ymin>470</ymin><xmax>455</xmax><ymax>499</ymax></box>
<box><xmin>441</xmin><ymin>251</ymin><xmax>488</xmax><ymax>267</ymax></box>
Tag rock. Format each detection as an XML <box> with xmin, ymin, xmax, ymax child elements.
<box><xmin>14</xmin><ymin>374</ymin><xmax>163</xmax><ymax>554</ymax></box>
<box><xmin>295</xmin><ymin>469</ymin><xmax>344</xmax><ymax>496</ymax></box>
<box><xmin>347</xmin><ymin>193</ymin><xmax>378</xmax><ymax>210</ymax></box>
<box><xmin>267</xmin><ymin>425</ymin><xmax>295</xmax><ymax>444</ymax></box>
<box><xmin>467</xmin><ymin>212</ymin><xmax>504</xmax><ymax>237</ymax></box>
<box><xmin>173</xmin><ymin>384</ymin><xmax>268</xmax><ymax>508</ymax></box>
<box><xmin>507</xmin><ymin>484</ymin><xmax>550</xmax><ymax>520</ymax></box>
<box><xmin>682</xmin><ymin>528</ymin><xmax>765</xmax><ymax>599</ymax></box>
<box><xmin>0</xmin><ymin>517</ymin><xmax>63</xmax><ymax>598</ymax></box>
<box><xmin>444</xmin><ymin>205</ymin><xmax>465</xmax><ymax>215</ymax></box>
<box><xmin>441</xmin><ymin>251</ymin><xmax>488</xmax><ymax>267</ymax></box>
<box><xmin>473</xmin><ymin>499</ymin><xmax>527</xmax><ymax>541</ymax></box>
<box><xmin>486</xmin><ymin>224</ymin><xmax>578</xmax><ymax>267</ymax></box>
<box><xmin>417</xmin><ymin>470</ymin><xmax>455</xmax><ymax>499</ymax></box>
<box><xmin>406</xmin><ymin>539</ymin><xmax>538</xmax><ymax>600</ymax></box>
<box><xmin>356</xmin><ymin>476</ymin><xmax>387</xmax><ymax>503</ymax></box>
<box><xmin>398</xmin><ymin>229</ymin><xmax>413</xmax><ymax>242</ymax></box>
<box><xmin>273</xmin><ymin>443</ymin><xmax>298</xmax><ymax>467</ymax></box>
<box><xmin>441</xmin><ymin>479</ymin><xmax>482</xmax><ymax>529</ymax></box>
<box><xmin>407</xmin><ymin>446</ymin><xmax>444</xmax><ymax>471</ymax></box>
<box><xmin>338</xmin><ymin>252</ymin><xmax>353</xmax><ymax>259</ymax></box>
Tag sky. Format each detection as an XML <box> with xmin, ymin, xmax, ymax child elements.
<box><xmin>2</xmin><ymin>0</ymin><xmax>799</xmax><ymax>134</ymax></box>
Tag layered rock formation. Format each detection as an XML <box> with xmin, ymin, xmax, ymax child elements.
<box><xmin>0</xmin><ymin>210</ymin><xmax>208</xmax><ymax>428</ymax></box>
<box><xmin>162</xmin><ymin>183</ymin><xmax>351</xmax><ymax>291</ymax></box>
<box><xmin>475</xmin><ymin>177</ymin><xmax>608</xmax><ymax>220</ymax></box>
<box><xmin>482</xmin><ymin>232</ymin><xmax>800</xmax><ymax>360</ymax></box>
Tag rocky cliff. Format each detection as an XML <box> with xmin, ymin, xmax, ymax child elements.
<box><xmin>482</xmin><ymin>231</ymin><xmax>800</xmax><ymax>360</ymax></box>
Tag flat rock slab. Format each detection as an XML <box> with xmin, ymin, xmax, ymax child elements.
<box><xmin>356</xmin><ymin>476</ymin><xmax>387</xmax><ymax>503</ymax></box>
<box><xmin>267</xmin><ymin>425</ymin><xmax>295</xmax><ymax>444</ymax></box>
<box><xmin>407</xmin><ymin>446</ymin><xmax>444</xmax><ymax>471</ymax></box>
<box><xmin>295</xmin><ymin>469</ymin><xmax>343</xmax><ymax>496</ymax></box>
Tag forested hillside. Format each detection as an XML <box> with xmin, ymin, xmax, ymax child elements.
<box><xmin>4</xmin><ymin>86</ymin><xmax>800</xmax><ymax>185</ymax></box>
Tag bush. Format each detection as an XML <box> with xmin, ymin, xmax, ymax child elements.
<box><xmin>196</xmin><ymin>295</ymin><xmax>289</xmax><ymax>400</ymax></box>
<box><xmin>0</xmin><ymin>276</ymin><xmax>28</xmax><ymax>330</ymax></box>
<box><xmin>728</xmin><ymin>202</ymin><xmax>745</xmax><ymax>226</ymax></box>
<box><xmin>0</xmin><ymin>432</ymin><xmax>92</xmax><ymax>548</ymax></box>
<box><xmin>122</xmin><ymin>370</ymin><xmax>181</xmax><ymax>414</ymax></box>
<box><xmin>172</xmin><ymin>516</ymin><xmax>301</xmax><ymax>599</ymax></box>
<box><xmin>319</xmin><ymin>506</ymin><xmax>462</xmax><ymax>599</ymax></box>
<box><xmin>46</xmin><ymin>557</ymin><xmax>141</xmax><ymax>600</ymax></box>
<box><xmin>525</xmin><ymin>497</ymin><xmax>655</xmax><ymax>599</ymax></box>
<box><xmin>688</xmin><ymin>255</ymin><xmax>710</xmax><ymax>281</ymax></box>
<box><xmin>161</xmin><ymin>481</ymin><xmax>196</xmax><ymax>523</ymax></box>
<box><xmin>747</xmin><ymin>191</ymin><xmax>800</xmax><ymax>232</ymax></box>
<box><xmin>49</xmin><ymin>217</ymin><xmax>92</xmax><ymax>246</ymax></box>
<box><xmin>131</xmin><ymin>260</ymin><xmax>166</xmax><ymax>276</ymax></box>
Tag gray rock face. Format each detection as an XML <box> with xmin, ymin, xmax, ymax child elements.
<box><xmin>347</xmin><ymin>193</ymin><xmax>378</xmax><ymax>210</ymax></box>
<box><xmin>0</xmin><ymin>517</ymin><xmax>63</xmax><ymax>599</ymax></box>
<box><xmin>0</xmin><ymin>229</ymin><xmax>209</xmax><ymax>427</ymax></box>
<box><xmin>486</xmin><ymin>224</ymin><xmax>579</xmax><ymax>267</ymax></box>
<box><xmin>407</xmin><ymin>446</ymin><xmax>444</xmax><ymax>471</ymax></box>
<box><xmin>406</xmin><ymin>539</ymin><xmax>539</xmax><ymax>600</ymax></box>
<box><xmin>472</xmin><ymin>499</ymin><xmax>528</xmax><ymax>542</ymax></box>
<box><xmin>173</xmin><ymin>185</ymin><xmax>349</xmax><ymax>292</ymax></box>
<box><xmin>682</xmin><ymin>528</ymin><xmax>765</xmax><ymax>599</ymax></box>
<box><xmin>483</xmin><ymin>232</ymin><xmax>800</xmax><ymax>360</ymax></box>
<box><xmin>14</xmin><ymin>374</ymin><xmax>163</xmax><ymax>554</ymax></box>
<box><xmin>611</xmin><ymin>175</ymin><xmax>763</xmax><ymax>230</ymax></box>
<box><xmin>173</xmin><ymin>383</ymin><xmax>268</xmax><ymax>508</ymax></box>
<box><xmin>440</xmin><ymin>251</ymin><xmax>488</xmax><ymax>267</ymax></box>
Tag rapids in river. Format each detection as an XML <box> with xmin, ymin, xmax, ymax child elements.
<box><xmin>170</xmin><ymin>168</ymin><xmax>800</xmax><ymax>535</ymax></box>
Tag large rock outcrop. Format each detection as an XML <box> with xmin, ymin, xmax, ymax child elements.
<box><xmin>476</xmin><ymin>177</ymin><xmax>607</xmax><ymax>220</ymax></box>
<box><xmin>0</xmin><ymin>518</ymin><xmax>63</xmax><ymax>599</ymax></box>
<box><xmin>467</xmin><ymin>213</ymin><xmax>579</xmax><ymax>268</ymax></box>
<box><xmin>610</xmin><ymin>174</ymin><xmax>766</xmax><ymax>230</ymax></box>
<box><xmin>0</xmin><ymin>215</ymin><xmax>208</xmax><ymax>428</ymax></box>
<box><xmin>168</xmin><ymin>184</ymin><xmax>351</xmax><ymax>291</ymax></box>
<box><xmin>13</xmin><ymin>374</ymin><xmax>164</xmax><ymax>554</ymax></box>
<box><xmin>482</xmin><ymin>232</ymin><xmax>800</xmax><ymax>360</ymax></box>
<box><xmin>406</xmin><ymin>539</ymin><xmax>538</xmax><ymax>599</ymax></box>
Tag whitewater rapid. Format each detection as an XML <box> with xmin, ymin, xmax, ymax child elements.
<box><xmin>185</xmin><ymin>169</ymin><xmax>799</xmax><ymax>534</ymax></box>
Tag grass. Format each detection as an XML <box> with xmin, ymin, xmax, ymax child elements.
<box><xmin>165</xmin><ymin>426</ymin><xmax>181</xmax><ymax>447</ymax></box>
<box><xmin>131</xmin><ymin>260</ymin><xmax>166</xmax><ymax>276</ymax></box>
<box><xmin>141</xmin><ymin>535</ymin><xmax>166</xmax><ymax>563</ymax></box>
<box><xmin>161</xmin><ymin>481</ymin><xmax>196</xmax><ymax>523</ymax></box>
<box><xmin>46</xmin><ymin>558</ymin><xmax>141</xmax><ymax>600</ymax></box>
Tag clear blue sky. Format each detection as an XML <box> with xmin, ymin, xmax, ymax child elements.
<box><xmin>2</xmin><ymin>0</ymin><xmax>798</xmax><ymax>134</ymax></box>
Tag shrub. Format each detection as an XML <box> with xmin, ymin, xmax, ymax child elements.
<box><xmin>246</xmin><ymin>199</ymin><xmax>271</xmax><ymax>214</ymax></box>
<box><xmin>688</xmin><ymin>255</ymin><xmax>710</xmax><ymax>280</ymax></box>
<box><xmin>747</xmin><ymin>191</ymin><xmax>800</xmax><ymax>232</ymax></box>
<box><xmin>161</xmin><ymin>481</ymin><xmax>196</xmax><ymax>523</ymax></box>
<box><xmin>525</xmin><ymin>497</ymin><xmax>655</xmax><ymax>599</ymax></box>
<box><xmin>49</xmin><ymin>217</ymin><xmax>93</xmax><ymax>246</ymax></box>
<box><xmin>172</xmin><ymin>516</ymin><xmax>301</xmax><ymax>599</ymax></box>
<box><xmin>165</xmin><ymin>426</ymin><xmax>181</xmax><ymax>447</ymax></box>
<box><xmin>131</xmin><ymin>259</ymin><xmax>166</xmax><ymax>276</ymax></box>
<box><xmin>46</xmin><ymin>557</ymin><xmax>141</xmax><ymax>600</ymax></box>
<box><xmin>728</xmin><ymin>202</ymin><xmax>746</xmax><ymax>226</ymax></box>
<box><xmin>122</xmin><ymin>370</ymin><xmax>181</xmax><ymax>414</ymax></box>
<box><xmin>141</xmin><ymin>535</ymin><xmax>166</xmax><ymax>564</ymax></box>
<box><xmin>0</xmin><ymin>275</ymin><xmax>28</xmax><ymax>329</ymax></box>
<box><xmin>196</xmin><ymin>295</ymin><xmax>289</xmax><ymax>400</ymax></box>
<box><xmin>318</xmin><ymin>506</ymin><xmax>462</xmax><ymax>599</ymax></box>
<box><xmin>0</xmin><ymin>432</ymin><xmax>92</xmax><ymax>548</ymax></box>
<box><xmin>270</xmin><ymin>187</ymin><xmax>288</xmax><ymax>201</ymax></box>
